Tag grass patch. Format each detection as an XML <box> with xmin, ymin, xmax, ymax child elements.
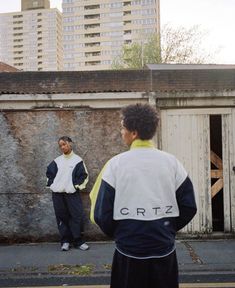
<box><xmin>10</xmin><ymin>266</ymin><xmax>38</xmax><ymax>272</ymax></box>
<box><xmin>103</xmin><ymin>264</ymin><xmax>112</xmax><ymax>270</ymax></box>
<box><xmin>48</xmin><ymin>264</ymin><xmax>94</xmax><ymax>275</ymax></box>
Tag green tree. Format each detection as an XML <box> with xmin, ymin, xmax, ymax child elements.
<box><xmin>112</xmin><ymin>33</ymin><xmax>161</xmax><ymax>69</ymax></box>
<box><xmin>112</xmin><ymin>25</ymin><xmax>212</xmax><ymax>69</ymax></box>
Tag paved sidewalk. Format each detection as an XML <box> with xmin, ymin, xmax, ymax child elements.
<box><xmin>0</xmin><ymin>239</ymin><xmax>234</xmax><ymax>286</ymax></box>
<box><xmin>0</xmin><ymin>240</ymin><xmax>235</xmax><ymax>274</ymax></box>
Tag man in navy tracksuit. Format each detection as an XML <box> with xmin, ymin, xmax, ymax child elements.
<box><xmin>90</xmin><ymin>104</ymin><xmax>197</xmax><ymax>288</ymax></box>
<box><xmin>46</xmin><ymin>136</ymin><xmax>89</xmax><ymax>251</ymax></box>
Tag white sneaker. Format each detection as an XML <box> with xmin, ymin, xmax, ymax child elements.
<box><xmin>78</xmin><ymin>243</ymin><xmax>89</xmax><ymax>251</ymax></box>
<box><xmin>61</xmin><ymin>242</ymin><xmax>70</xmax><ymax>251</ymax></box>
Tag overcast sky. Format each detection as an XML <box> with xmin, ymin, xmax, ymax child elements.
<box><xmin>0</xmin><ymin>0</ymin><xmax>234</xmax><ymax>64</ymax></box>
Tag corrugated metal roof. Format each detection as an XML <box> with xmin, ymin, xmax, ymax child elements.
<box><xmin>146</xmin><ymin>63</ymin><xmax>235</xmax><ymax>70</ymax></box>
<box><xmin>0</xmin><ymin>66</ymin><xmax>235</xmax><ymax>94</ymax></box>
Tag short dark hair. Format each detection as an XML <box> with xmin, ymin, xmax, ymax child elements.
<box><xmin>58</xmin><ymin>136</ymin><xmax>73</xmax><ymax>143</ymax></box>
<box><xmin>121</xmin><ymin>103</ymin><xmax>159</xmax><ymax>140</ymax></box>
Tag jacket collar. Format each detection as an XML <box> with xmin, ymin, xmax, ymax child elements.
<box><xmin>130</xmin><ymin>139</ymin><xmax>154</xmax><ymax>149</ymax></box>
<box><xmin>63</xmin><ymin>150</ymin><xmax>74</xmax><ymax>159</ymax></box>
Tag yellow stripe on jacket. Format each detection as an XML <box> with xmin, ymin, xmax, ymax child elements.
<box><xmin>89</xmin><ymin>162</ymin><xmax>108</xmax><ymax>224</ymax></box>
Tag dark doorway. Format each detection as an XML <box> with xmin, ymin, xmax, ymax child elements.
<box><xmin>210</xmin><ymin>115</ymin><xmax>224</xmax><ymax>231</ymax></box>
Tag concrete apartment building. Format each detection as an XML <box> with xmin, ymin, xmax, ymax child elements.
<box><xmin>0</xmin><ymin>0</ymin><xmax>63</xmax><ymax>71</ymax></box>
<box><xmin>63</xmin><ymin>0</ymin><xmax>160</xmax><ymax>71</ymax></box>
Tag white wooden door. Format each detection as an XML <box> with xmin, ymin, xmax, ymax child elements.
<box><xmin>229</xmin><ymin>109</ymin><xmax>235</xmax><ymax>232</ymax></box>
<box><xmin>160</xmin><ymin>108</ymin><xmax>233</xmax><ymax>234</ymax></box>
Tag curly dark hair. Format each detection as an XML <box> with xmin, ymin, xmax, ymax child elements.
<box><xmin>58</xmin><ymin>136</ymin><xmax>73</xmax><ymax>143</ymax></box>
<box><xmin>121</xmin><ymin>103</ymin><xmax>159</xmax><ymax>140</ymax></box>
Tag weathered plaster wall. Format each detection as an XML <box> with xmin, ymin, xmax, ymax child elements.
<box><xmin>0</xmin><ymin>109</ymin><xmax>125</xmax><ymax>242</ymax></box>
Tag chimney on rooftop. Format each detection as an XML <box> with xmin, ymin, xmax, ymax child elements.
<box><xmin>21</xmin><ymin>0</ymin><xmax>50</xmax><ymax>11</ymax></box>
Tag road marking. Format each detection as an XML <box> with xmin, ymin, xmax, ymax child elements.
<box><xmin>9</xmin><ymin>286</ymin><xmax>107</xmax><ymax>288</ymax></box>
<box><xmin>180</xmin><ymin>283</ymin><xmax>235</xmax><ymax>287</ymax></box>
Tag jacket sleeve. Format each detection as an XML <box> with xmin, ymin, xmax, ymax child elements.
<box><xmin>46</xmin><ymin>161</ymin><xmax>58</xmax><ymax>187</ymax></box>
<box><xmin>89</xmin><ymin>164</ymin><xmax>107</xmax><ymax>224</ymax></box>
<box><xmin>72</xmin><ymin>161</ymin><xmax>89</xmax><ymax>191</ymax></box>
<box><xmin>89</xmin><ymin>162</ymin><xmax>116</xmax><ymax>237</ymax></box>
<box><xmin>94</xmin><ymin>179</ymin><xmax>116</xmax><ymax>237</ymax></box>
<box><xmin>175</xmin><ymin>176</ymin><xmax>197</xmax><ymax>231</ymax></box>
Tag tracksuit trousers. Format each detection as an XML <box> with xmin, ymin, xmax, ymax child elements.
<box><xmin>52</xmin><ymin>191</ymin><xmax>84</xmax><ymax>245</ymax></box>
<box><xmin>111</xmin><ymin>249</ymin><xmax>179</xmax><ymax>288</ymax></box>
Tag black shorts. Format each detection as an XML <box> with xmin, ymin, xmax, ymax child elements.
<box><xmin>111</xmin><ymin>249</ymin><xmax>179</xmax><ymax>288</ymax></box>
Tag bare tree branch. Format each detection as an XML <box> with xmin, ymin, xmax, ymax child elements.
<box><xmin>112</xmin><ymin>24</ymin><xmax>215</xmax><ymax>69</ymax></box>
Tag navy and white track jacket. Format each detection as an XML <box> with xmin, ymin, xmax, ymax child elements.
<box><xmin>46</xmin><ymin>151</ymin><xmax>88</xmax><ymax>193</ymax></box>
<box><xmin>90</xmin><ymin>139</ymin><xmax>197</xmax><ymax>259</ymax></box>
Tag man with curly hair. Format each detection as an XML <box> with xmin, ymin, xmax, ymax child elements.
<box><xmin>90</xmin><ymin>103</ymin><xmax>197</xmax><ymax>288</ymax></box>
